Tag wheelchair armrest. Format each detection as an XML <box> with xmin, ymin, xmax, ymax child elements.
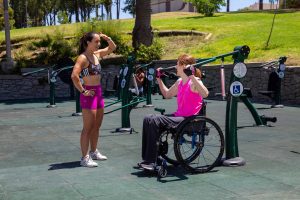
<box><xmin>154</xmin><ymin>108</ymin><xmax>166</xmax><ymax>115</ymax></box>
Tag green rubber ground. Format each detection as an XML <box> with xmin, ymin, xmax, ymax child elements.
<box><xmin>0</xmin><ymin>96</ymin><xmax>299</xmax><ymax>200</ymax></box>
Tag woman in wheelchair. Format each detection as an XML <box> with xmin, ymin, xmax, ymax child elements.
<box><xmin>138</xmin><ymin>54</ymin><xmax>209</xmax><ymax>170</ymax></box>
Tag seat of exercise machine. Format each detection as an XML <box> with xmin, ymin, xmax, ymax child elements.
<box><xmin>104</xmin><ymin>75</ymin><xmax>118</xmax><ymax>96</ymax></box>
<box><xmin>241</xmin><ymin>88</ymin><xmax>253</xmax><ymax>98</ymax></box>
<box><xmin>56</xmin><ymin>57</ymin><xmax>75</xmax><ymax>85</ymax></box>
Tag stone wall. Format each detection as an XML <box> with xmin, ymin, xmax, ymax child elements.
<box><xmin>0</xmin><ymin>60</ymin><xmax>299</xmax><ymax>106</ymax></box>
<box><xmin>0</xmin><ymin>64</ymin><xmax>121</xmax><ymax>101</ymax></box>
<box><xmin>0</xmin><ymin>72</ymin><xmax>70</xmax><ymax>101</ymax></box>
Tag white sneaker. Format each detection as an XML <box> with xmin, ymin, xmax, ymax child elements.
<box><xmin>90</xmin><ymin>149</ymin><xmax>107</xmax><ymax>160</ymax></box>
<box><xmin>80</xmin><ymin>155</ymin><xmax>98</xmax><ymax>167</ymax></box>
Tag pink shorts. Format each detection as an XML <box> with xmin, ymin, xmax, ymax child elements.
<box><xmin>80</xmin><ymin>85</ymin><xmax>104</xmax><ymax>110</ymax></box>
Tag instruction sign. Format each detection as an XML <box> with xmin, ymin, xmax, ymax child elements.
<box><xmin>121</xmin><ymin>79</ymin><xmax>126</xmax><ymax>88</ymax></box>
<box><xmin>233</xmin><ymin>62</ymin><xmax>247</xmax><ymax>78</ymax></box>
<box><xmin>123</xmin><ymin>67</ymin><xmax>128</xmax><ymax>77</ymax></box>
<box><xmin>278</xmin><ymin>71</ymin><xmax>284</xmax><ymax>79</ymax></box>
<box><xmin>279</xmin><ymin>64</ymin><xmax>286</xmax><ymax>71</ymax></box>
<box><xmin>148</xmin><ymin>68</ymin><xmax>154</xmax><ymax>75</ymax></box>
<box><xmin>148</xmin><ymin>75</ymin><xmax>153</xmax><ymax>81</ymax></box>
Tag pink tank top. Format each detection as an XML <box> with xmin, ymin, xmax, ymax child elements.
<box><xmin>173</xmin><ymin>79</ymin><xmax>203</xmax><ymax>117</ymax></box>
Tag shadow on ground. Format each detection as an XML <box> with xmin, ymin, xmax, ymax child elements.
<box><xmin>48</xmin><ymin>161</ymin><xmax>81</xmax><ymax>170</ymax></box>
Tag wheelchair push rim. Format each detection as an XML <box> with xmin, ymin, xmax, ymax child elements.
<box><xmin>174</xmin><ymin>116</ymin><xmax>224</xmax><ymax>173</ymax></box>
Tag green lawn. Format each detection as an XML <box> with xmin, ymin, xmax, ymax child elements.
<box><xmin>1</xmin><ymin>10</ymin><xmax>299</xmax><ymax>65</ymax></box>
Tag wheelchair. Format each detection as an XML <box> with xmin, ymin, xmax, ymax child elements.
<box><xmin>144</xmin><ymin>102</ymin><xmax>225</xmax><ymax>178</ymax></box>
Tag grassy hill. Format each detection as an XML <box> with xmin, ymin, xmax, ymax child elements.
<box><xmin>1</xmin><ymin>10</ymin><xmax>299</xmax><ymax>66</ymax></box>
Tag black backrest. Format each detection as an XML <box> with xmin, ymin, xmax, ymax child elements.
<box><xmin>113</xmin><ymin>75</ymin><xmax>119</xmax><ymax>90</ymax></box>
<box><xmin>198</xmin><ymin>101</ymin><xmax>207</xmax><ymax>116</ymax></box>
<box><xmin>56</xmin><ymin>57</ymin><xmax>75</xmax><ymax>85</ymax></box>
<box><xmin>267</xmin><ymin>71</ymin><xmax>280</xmax><ymax>92</ymax></box>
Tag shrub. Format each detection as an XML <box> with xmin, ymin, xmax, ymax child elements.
<box><xmin>75</xmin><ymin>20</ymin><xmax>132</xmax><ymax>56</ymax></box>
<box><xmin>57</xmin><ymin>11</ymin><xmax>70</xmax><ymax>24</ymax></box>
<box><xmin>286</xmin><ymin>0</ymin><xmax>300</xmax><ymax>8</ymax></box>
<box><xmin>31</xmin><ymin>30</ymin><xmax>76</xmax><ymax>65</ymax></box>
<box><xmin>13</xmin><ymin>47</ymin><xmax>34</xmax><ymax>74</ymax></box>
<box><xmin>135</xmin><ymin>38</ymin><xmax>164</xmax><ymax>63</ymax></box>
<box><xmin>184</xmin><ymin>0</ymin><xmax>225</xmax><ymax>17</ymax></box>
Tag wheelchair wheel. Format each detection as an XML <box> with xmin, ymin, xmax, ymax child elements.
<box><xmin>157</xmin><ymin>166</ymin><xmax>167</xmax><ymax>178</ymax></box>
<box><xmin>174</xmin><ymin>116</ymin><xmax>224</xmax><ymax>173</ymax></box>
<box><xmin>159</xmin><ymin>131</ymin><xmax>180</xmax><ymax>166</ymax></box>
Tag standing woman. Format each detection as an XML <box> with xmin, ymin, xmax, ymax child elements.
<box><xmin>71</xmin><ymin>32</ymin><xmax>116</xmax><ymax>167</ymax></box>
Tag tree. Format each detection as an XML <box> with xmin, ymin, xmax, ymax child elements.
<box><xmin>259</xmin><ymin>0</ymin><xmax>263</xmax><ymax>10</ymax></box>
<box><xmin>184</xmin><ymin>0</ymin><xmax>225</xmax><ymax>17</ymax></box>
<box><xmin>57</xmin><ymin>11</ymin><xmax>69</xmax><ymax>24</ymax></box>
<box><xmin>93</xmin><ymin>0</ymin><xmax>103</xmax><ymax>19</ymax></box>
<box><xmin>132</xmin><ymin>0</ymin><xmax>153</xmax><ymax>49</ymax></box>
<box><xmin>100</xmin><ymin>0</ymin><xmax>112</xmax><ymax>20</ymax></box>
<box><xmin>284</xmin><ymin>0</ymin><xmax>300</xmax><ymax>8</ymax></box>
<box><xmin>115</xmin><ymin>0</ymin><xmax>120</xmax><ymax>19</ymax></box>
<box><xmin>123</xmin><ymin>0</ymin><xmax>135</xmax><ymax>17</ymax></box>
<box><xmin>10</xmin><ymin>0</ymin><xmax>27</xmax><ymax>28</ymax></box>
<box><xmin>226</xmin><ymin>0</ymin><xmax>229</xmax><ymax>12</ymax></box>
<box><xmin>0</xmin><ymin>0</ymin><xmax>14</xmax><ymax>30</ymax></box>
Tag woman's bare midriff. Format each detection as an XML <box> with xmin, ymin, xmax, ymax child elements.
<box><xmin>82</xmin><ymin>75</ymin><xmax>101</xmax><ymax>86</ymax></box>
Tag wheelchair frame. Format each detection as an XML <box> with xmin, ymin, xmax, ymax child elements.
<box><xmin>147</xmin><ymin>104</ymin><xmax>225</xmax><ymax>178</ymax></box>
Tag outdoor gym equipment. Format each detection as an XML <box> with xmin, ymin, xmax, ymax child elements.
<box><xmin>104</xmin><ymin>57</ymin><xmax>155</xmax><ymax>133</ymax></box>
<box><xmin>258</xmin><ymin>56</ymin><xmax>287</xmax><ymax>108</ymax></box>
<box><xmin>22</xmin><ymin>64</ymin><xmax>74</xmax><ymax>108</ymax></box>
<box><xmin>221</xmin><ymin>46</ymin><xmax>275</xmax><ymax>166</ymax></box>
<box><xmin>102</xmin><ymin>72</ymin><xmax>120</xmax><ymax>98</ymax></box>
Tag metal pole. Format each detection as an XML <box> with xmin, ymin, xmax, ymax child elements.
<box><xmin>47</xmin><ymin>82</ymin><xmax>56</xmax><ymax>108</ymax></box>
<box><xmin>145</xmin><ymin>64</ymin><xmax>153</xmax><ymax>106</ymax></box>
<box><xmin>47</xmin><ymin>70</ymin><xmax>57</xmax><ymax>108</ymax></box>
<box><xmin>72</xmin><ymin>90</ymin><xmax>82</xmax><ymax>116</ymax></box>
<box><xmin>220</xmin><ymin>58</ymin><xmax>226</xmax><ymax>100</ymax></box>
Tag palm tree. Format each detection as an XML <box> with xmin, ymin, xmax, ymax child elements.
<box><xmin>227</xmin><ymin>0</ymin><xmax>230</xmax><ymax>12</ymax></box>
<box><xmin>115</xmin><ymin>0</ymin><xmax>120</xmax><ymax>19</ymax></box>
<box><xmin>2</xmin><ymin>0</ymin><xmax>14</xmax><ymax>73</ymax></box>
<box><xmin>101</xmin><ymin>0</ymin><xmax>112</xmax><ymax>20</ymax></box>
<box><xmin>132</xmin><ymin>0</ymin><xmax>153</xmax><ymax>49</ymax></box>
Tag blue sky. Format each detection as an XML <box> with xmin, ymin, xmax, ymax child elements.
<box><xmin>220</xmin><ymin>0</ymin><xmax>259</xmax><ymax>12</ymax></box>
<box><xmin>113</xmin><ymin>0</ymin><xmax>262</xmax><ymax>19</ymax></box>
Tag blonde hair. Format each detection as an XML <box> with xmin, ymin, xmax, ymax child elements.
<box><xmin>177</xmin><ymin>54</ymin><xmax>202</xmax><ymax>78</ymax></box>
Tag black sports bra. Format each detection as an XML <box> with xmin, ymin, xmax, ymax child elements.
<box><xmin>81</xmin><ymin>55</ymin><xmax>102</xmax><ymax>77</ymax></box>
